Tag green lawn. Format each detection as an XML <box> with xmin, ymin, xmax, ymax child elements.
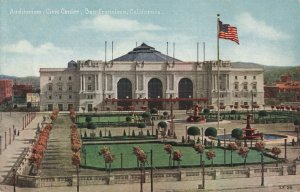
<box><xmin>81</xmin><ymin>143</ymin><xmax>277</xmax><ymax>169</ymax></box>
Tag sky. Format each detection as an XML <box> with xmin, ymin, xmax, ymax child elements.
<box><xmin>0</xmin><ymin>0</ymin><xmax>299</xmax><ymax>77</ymax></box>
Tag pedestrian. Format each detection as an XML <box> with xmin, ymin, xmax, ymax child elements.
<box><xmin>17</xmin><ymin>130</ymin><xmax>20</xmax><ymax>136</ymax></box>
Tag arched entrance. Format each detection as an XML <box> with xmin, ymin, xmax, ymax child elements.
<box><xmin>117</xmin><ymin>78</ymin><xmax>132</xmax><ymax>110</ymax></box>
<box><xmin>148</xmin><ymin>78</ymin><xmax>163</xmax><ymax>110</ymax></box>
<box><xmin>178</xmin><ymin>78</ymin><xmax>193</xmax><ymax>110</ymax></box>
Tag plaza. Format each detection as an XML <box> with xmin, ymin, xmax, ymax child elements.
<box><xmin>0</xmin><ymin>108</ymin><xmax>299</xmax><ymax>192</ymax></box>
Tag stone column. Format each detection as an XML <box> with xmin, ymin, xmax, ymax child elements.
<box><xmin>80</xmin><ymin>75</ymin><xmax>82</xmax><ymax>91</ymax></box>
<box><xmin>82</xmin><ymin>75</ymin><xmax>85</xmax><ymax>91</ymax></box>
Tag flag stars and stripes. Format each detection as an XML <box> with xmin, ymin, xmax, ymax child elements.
<box><xmin>218</xmin><ymin>21</ymin><xmax>239</xmax><ymax>44</ymax></box>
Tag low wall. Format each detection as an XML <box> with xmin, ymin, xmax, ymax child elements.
<box><xmin>17</xmin><ymin>165</ymin><xmax>294</xmax><ymax>188</ymax></box>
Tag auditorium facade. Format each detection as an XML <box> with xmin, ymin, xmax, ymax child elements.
<box><xmin>39</xmin><ymin>43</ymin><xmax>264</xmax><ymax>111</ymax></box>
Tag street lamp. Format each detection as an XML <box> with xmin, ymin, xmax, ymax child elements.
<box><xmin>218</xmin><ymin>128</ymin><xmax>226</xmax><ymax>165</ymax></box>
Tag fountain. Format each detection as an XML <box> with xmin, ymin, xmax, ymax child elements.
<box><xmin>186</xmin><ymin>104</ymin><xmax>206</xmax><ymax>123</ymax></box>
<box><xmin>242</xmin><ymin>113</ymin><xmax>263</xmax><ymax>140</ymax></box>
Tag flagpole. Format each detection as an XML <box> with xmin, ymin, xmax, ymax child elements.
<box><xmin>217</xmin><ymin>14</ymin><xmax>220</xmax><ymax>130</ymax></box>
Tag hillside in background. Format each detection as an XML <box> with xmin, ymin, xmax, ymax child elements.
<box><xmin>0</xmin><ymin>74</ymin><xmax>39</xmax><ymax>88</ymax></box>
<box><xmin>263</xmin><ymin>65</ymin><xmax>300</xmax><ymax>85</ymax></box>
<box><xmin>232</xmin><ymin>62</ymin><xmax>300</xmax><ymax>85</ymax></box>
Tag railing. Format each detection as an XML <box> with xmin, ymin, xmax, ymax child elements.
<box><xmin>16</xmin><ymin>165</ymin><xmax>293</xmax><ymax>188</ymax></box>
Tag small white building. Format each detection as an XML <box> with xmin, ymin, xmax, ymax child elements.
<box><xmin>39</xmin><ymin>43</ymin><xmax>264</xmax><ymax>111</ymax></box>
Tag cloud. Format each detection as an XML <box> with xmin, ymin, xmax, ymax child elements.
<box><xmin>220</xmin><ymin>41</ymin><xmax>296</xmax><ymax>66</ymax></box>
<box><xmin>237</xmin><ymin>12</ymin><xmax>289</xmax><ymax>40</ymax></box>
<box><xmin>80</xmin><ymin>15</ymin><xmax>164</xmax><ymax>32</ymax></box>
<box><xmin>1</xmin><ymin>40</ymin><xmax>72</xmax><ymax>55</ymax></box>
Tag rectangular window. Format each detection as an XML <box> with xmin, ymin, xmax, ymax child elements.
<box><xmin>48</xmin><ymin>95</ymin><xmax>52</xmax><ymax>100</ymax></box>
<box><xmin>59</xmin><ymin>77</ymin><xmax>62</xmax><ymax>81</ymax></box>
<box><xmin>58</xmin><ymin>95</ymin><xmax>62</xmax><ymax>99</ymax></box>
<box><xmin>88</xmin><ymin>85</ymin><xmax>92</xmax><ymax>90</ymax></box>
<box><xmin>253</xmin><ymin>93</ymin><xmax>257</xmax><ymax>97</ymax></box>
<box><xmin>235</xmin><ymin>76</ymin><xmax>238</xmax><ymax>80</ymax></box>
<box><xmin>68</xmin><ymin>76</ymin><xmax>72</xmax><ymax>81</ymax></box>
<box><xmin>48</xmin><ymin>76</ymin><xmax>51</xmax><ymax>81</ymax></box>
<box><xmin>244</xmin><ymin>76</ymin><xmax>247</xmax><ymax>80</ymax></box>
<box><xmin>58</xmin><ymin>86</ymin><xmax>62</xmax><ymax>91</ymax></box>
<box><xmin>243</xmin><ymin>84</ymin><xmax>248</xmax><ymax>90</ymax></box>
<box><xmin>88</xmin><ymin>76</ymin><xmax>92</xmax><ymax>81</ymax></box>
<box><xmin>48</xmin><ymin>85</ymin><xmax>52</xmax><ymax>91</ymax></box>
<box><xmin>252</xmin><ymin>84</ymin><xmax>257</xmax><ymax>90</ymax></box>
<box><xmin>68</xmin><ymin>85</ymin><xmax>72</xmax><ymax>91</ymax></box>
<box><xmin>253</xmin><ymin>76</ymin><xmax>256</xmax><ymax>80</ymax></box>
<box><xmin>234</xmin><ymin>84</ymin><xmax>238</xmax><ymax>90</ymax></box>
<box><xmin>69</xmin><ymin>95</ymin><xmax>72</xmax><ymax>99</ymax></box>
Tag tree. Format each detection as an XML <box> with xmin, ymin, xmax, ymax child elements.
<box><xmin>205</xmin><ymin>127</ymin><xmax>217</xmax><ymax>137</ymax></box>
<box><xmin>227</xmin><ymin>142</ymin><xmax>238</xmax><ymax>166</ymax></box>
<box><xmin>230</xmin><ymin>110</ymin><xmax>237</xmax><ymax>120</ymax></box>
<box><xmin>164</xmin><ymin>144</ymin><xmax>173</xmax><ymax>167</ymax></box>
<box><xmin>137</xmin><ymin>122</ymin><xmax>146</xmax><ymax>136</ymax></box>
<box><xmin>87</xmin><ymin>122</ymin><xmax>96</xmax><ymax>137</ymax></box>
<box><xmin>163</xmin><ymin>111</ymin><xmax>169</xmax><ymax>119</ymax></box>
<box><xmin>294</xmin><ymin>119</ymin><xmax>300</xmax><ymax>131</ymax></box>
<box><xmin>206</xmin><ymin>150</ymin><xmax>216</xmax><ymax>169</ymax></box>
<box><xmin>150</xmin><ymin>108</ymin><xmax>158</xmax><ymax>115</ymax></box>
<box><xmin>142</xmin><ymin>112</ymin><xmax>151</xmax><ymax>123</ymax></box>
<box><xmin>85</xmin><ymin>116</ymin><xmax>92</xmax><ymax>123</ymax></box>
<box><xmin>194</xmin><ymin>144</ymin><xmax>205</xmax><ymax>165</ymax></box>
<box><xmin>187</xmin><ymin>126</ymin><xmax>200</xmax><ymax>141</ymax></box>
<box><xmin>126</xmin><ymin>116</ymin><xmax>132</xmax><ymax>135</ymax></box>
<box><xmin>258</xmin><ymin>110</ymin><xmax>268</xmax><ymax>124</ymax></box>
<box><xmin>271</xmin><ymin>147</ymin><xmax>281</xmax><ymax>167</ymax></box>
<box><xmin>231</xmin><ymin>128</ymin><xmax>243</xmax><ymax>140</ymax></box>
<box><xmin>238</xmin><ymin>147</ymin><xmax>249</xmax><ymax>168</ymax></box>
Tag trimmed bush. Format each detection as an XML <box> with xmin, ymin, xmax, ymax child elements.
<box><xmin>150</xmin><ymin>108</ymin><xmax>158</xmax><ymax>114</ymax></box>
<box><xmin>158</xmin><ymin>121</ymin><xmax>168</xmax><ymax>129</ymax></box>
<box><xmin>187</xmin><ymin>126</ymin><xmax>200</xmax><ymax>140</ymax></box>
<box><xmin>85</xmin><ymin>116</ymin><xmax>92</xmax><ymax>123</ymax></box>
<box><xmin>203</xmin><ymin>108</ymin><xmax>210</xmax><ymax>115</ymax></box>
<box><xmin>231</xmin><ymin>128</ymin><xmax>243</xmax><ymax>139</ymax></box>
<box><xmin>205</xmin><ymin>127</ymin><xmax>217</xmax><ymax>137</ymax></box>
<box><xmin>123</xmin><ymin>129</ymin><xmax>126</xmax><ymax>136</ymax></box>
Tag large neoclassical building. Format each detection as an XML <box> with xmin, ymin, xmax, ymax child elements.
<box><xmin>40</xmin><ymin>43</ymin><xmax>264</xmax><ymax>111</ymax></box>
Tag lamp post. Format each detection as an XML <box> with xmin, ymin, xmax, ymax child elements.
<box><xmin>13</xmin><ymin>168</ymin><xmax>16</xmax><ymax>192</ymax></box>
<box><xmin>218</xmin><ymin>128</ymin><xmax>226</xmax><ymax>164</ymax></box>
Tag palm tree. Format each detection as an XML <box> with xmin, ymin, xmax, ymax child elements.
<box><xmin>238</xmin><ymin>147</ymin><xmax>249</xmax><ymax>168</ymax></box>
<box><xmin>172</xmin><ymin>150</ymin><xmax>183</xmax><ymax>168</ymax></box>
<box><xmin>227</xmin><ymin>142</ymin><xmax>238</xmax><ymax>166</ymax></box>
<box><xmin>164</xmin><ymin>144</ymin><xmax>173</xmax><ymax>167</ymax></box>
<box><xmin>206</xmin><ymin>150</ymin><xmax>216</xmax><ymax>169</ymax></box>
<box><xmin>194</xmin><ymin>144</ymin><xmax>205</xmax><ymax>165</ymax></box>
<box><xmin>271</xmin><ymin>146</ymin><xmax>281</xmax><ymax>167</ymax></box>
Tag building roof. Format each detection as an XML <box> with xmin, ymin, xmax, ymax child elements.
<box><xmin>113</xmin><ymin>43</ymin><xmax>182</xmax><ymax>62</ymax></box>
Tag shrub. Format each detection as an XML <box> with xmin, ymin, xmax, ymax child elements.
<box><xmin>163</xmin><ymin>111</ymin><xmax>169</xmax><ymax>116</ymax></box>
<box><xmin>85</xmin><ymin>116</ymin><xmax>92</xmax><ymax>123</ymax></box>
<box><xmin>126</xmin><ymin>116</ymin><xmax>132</xmax><ymax>122</ymax></box>
<box><xmin>150</xmin><ymin>108</ymin><xmax>158</xmax><ymax>114</ymax></box>
<box><xmin>84</xmin><ymin>130</ymin><xmax>87</xmax><ymax>138</ymax></box>
<box><xmin>187</xmin><ymin>126</ymin><xmax>200</xmax><ymax>140</ymax></box>
<box><xmin>205</xmin><ymin>127</ymin><xmax>217</xmax><ymax>137</ymax></box>
<box><xmin>158</xmin><ymin>121</ymin><xmax>168</xmax><ymax>129</ymax></box>
<box><xmin>203</xmin><ymin>108</ymin><xmax>210</xmax><ymax>115</ymax></box>
<box><xmin>231</xmin><ymin>128</ymin><xmax>243</xmax><ymax>139</ymax></box>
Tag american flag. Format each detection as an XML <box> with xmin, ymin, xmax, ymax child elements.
<box><xmin>218</xmin><ymin>20</ymin><xmax>239</xmax><ymax>44</ymax></box>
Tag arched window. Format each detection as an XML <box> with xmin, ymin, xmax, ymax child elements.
<box><xmin>117</xmin><ymin>78</ymin><xmax>132</xmax><ymax>110</ymax></box>
<box><xmin>148</xmin><ymin>78</ymin><xmax>163</xmax><ymax>109</ymax></box>
<box><xmin>178</xmin><ymin>78</ymin><xmax>193</xmax><ymax>110</ymax></box>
